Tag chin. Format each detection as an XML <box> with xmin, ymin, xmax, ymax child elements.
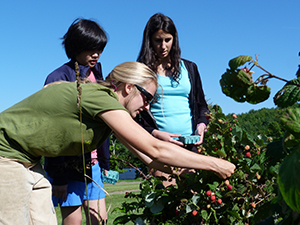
<box><xmin>130</xmin><ymin>112</ymin><xmax>137</xmax><ymax>118</ymax></box>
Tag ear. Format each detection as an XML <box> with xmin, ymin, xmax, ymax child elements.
<box><xmin>124</xmin><ymin>83</ymin><xmax>134</xmax><ymax>95</ymax></box>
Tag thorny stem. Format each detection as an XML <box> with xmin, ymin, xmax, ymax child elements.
<box><xmin>111</xmin><ymin>155</ymin><xmax>149</xmax><ymax>180</ymax></box>
<box><xmin>84</xmin><ymin>174</ymin><xmax>110</xmax><ymax>224</ymax></box>
<box><xmin>245</xmin><ymin>179</ymin><xmax>266</xmax><ymax>198</ymax></box>
<box><xmin>251</xmin><ymin>58</ymin><xmax>289</xmax><ymax>83</ymax></box>
<box><xmin>255</xmin><ymin>193</ymin><xmax>273</xmax><ymax>205</ymax></box>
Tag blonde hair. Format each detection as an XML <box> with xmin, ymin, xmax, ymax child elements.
<box><xmin>100</xmin><ymin>61</ymin><xmax>158</xmax><ymax>90</ymax></box>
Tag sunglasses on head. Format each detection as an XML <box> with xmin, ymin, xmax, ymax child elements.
<box><xmin>135</xmin><ymin>84</ymin><xmax>159</xmax><ymax>104</ymax></box>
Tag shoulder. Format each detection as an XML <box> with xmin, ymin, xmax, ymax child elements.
<box><xmin>181</xmin><ymin>58</ymin><xmax>197</xmax><ymax>68</ymax></box>
<box><xmin>44</xmin><ymin>61</ymin><xmax>75</xmax><ymax>85</ymax></box>
<box><xmin>81</xmin><ymin>83</ymin><xmax>126</xmax><ymax>117</ymax></box>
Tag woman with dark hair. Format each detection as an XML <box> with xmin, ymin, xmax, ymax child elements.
<box><xmin>0</xmin><ymin>61</ymin><xmax>235</xmax><ymax>225</ymax></box>
<box><xmin>137</xmin><ymin>13</ymin><xmax>210</xmax><ymax>186</ymax></box>
<box><xmin>44</xmin><ymin>18</ymin><xmax>109</xmax><ymax>225</ymax></box>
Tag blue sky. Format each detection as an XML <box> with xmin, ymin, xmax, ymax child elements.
<box><xmin>1</xmin><ymin>1</ymin><xmax>300</xmax><ymax>115</ymax></box>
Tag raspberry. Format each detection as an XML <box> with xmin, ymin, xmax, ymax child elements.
<box><xmin>224</xmin><ymin>180</ymin><xmax>230</xmax><ymax>186</ymax></box>
<box><xmin>246</xmin><ymin>152</ymin><xmax>251</xmax><ymax>158</ymax></box>
<box><xmin>210</xmin><ymin>195</ymin><xmax>216</xmax><ymax>201</ymax></box>
<box><xmin>217</xmin><ymin>199</ymin><xmax>222</xmax><ymax>204</ymax></box>
<box><xmin>227</xmin><ymin>185</ymin><xmax>233</xmax><ymax>190</ymax></box>
<box><xmin>192</xmin><ymin>210</ymin><xmax>197</xmax><ymax>216</ymax></box>
<box><xmin>206</xmin><ymin>190</ymin><xmax>211</xmax><ymax>196</ymax></box>
<box><xmin>232</xmin><ymin>114</ymin><xmax>237</xmax><ymax>119</ymax></box>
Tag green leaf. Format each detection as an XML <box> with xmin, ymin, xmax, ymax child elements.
<box><xmin>277</xmin><ymin>147</ymin><xmax>300</xmax><ymax>213</ymax></box>
<box><xmin>233</xmin><ymin>125</ymin><xmax>243</xmax><ymax>141</ymax></box>
<box><xmin>207</xmin><ymin>181</ymin><xmax>219</xmax><ymax>191</ymax></box>
<box><xmin>201</xmin><ymin>209</ymin><xmax>209</xmax><ymax>220</ymax></box>
<box><xmin>113</xmin><ymin>215</ymin><xmax>133</xmax><ymax>225</ymax></box>
<box><xmin>246</xmin><ymin>84</ymin><xmax>271</xmax><ymax>104</ymax></box>
<box><xmin>220</xmin><ymin>69</ymin><xmax>251</xmax><ymax>103</ymax></box>
<box><xmin>186</xmin><ymin>203</ymin><xmax>196</xmax><ymax>213</ymax></box>
<box><xmin>150</xmin><ymin>197</ymin><xmax>164</xmax><ymax>214</ymax></box>
<box><xmin>192</xmin><ymin>194</ymin><xmax>201</xmax><ymax>204</ymax></box>
<box><xmin>216</xmin><ymin>149</ymin><xmax>227</xmax><ymax>157</ymax></box>
<box><xmin>228</xmin><ymin>55</ymin><xmax>253</xmax><ymax>70</ymax></box>
<box><xmin>145</xmin><ymin>192</ymin><xmax>156</xmax><ymax>208</ymax></box>
<box><xmin>250</xmin><ymin>163</ymin><xmax>261</xmax><ymax>171</ymax></box>
<box><xmin>281</xmin><ymin>108</ymin><xmax>300</xmax><ymax>139</ymax></box>
<box><xmin>134</xmin><ymin>217</ymin><xmax>146</xmax><ymax>225</ymax></box>
<box><xmin>274</xmin><ymin>78</ymin><xmax>300</xmax><ymax>108</ymax></box>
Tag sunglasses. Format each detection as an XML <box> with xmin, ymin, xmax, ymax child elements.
<box><xmin>135</xmin><ymin>84</ymin><xmax>158</xmax><ymax>104</ymax></box>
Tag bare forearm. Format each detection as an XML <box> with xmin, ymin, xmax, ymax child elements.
<box><xmin>114</xmin><ymin>133</ymin><xmax>175</xmax><ymax>174</ymax></box>
<box><xmin>100</xmin><ymin>110</ymin><xmax>235</xmax><ymax>179</ymax></box>
<box><xmin>150</xmin><ymin>140</ymin><xmax>235</xmax><ymax>179</ymax></box>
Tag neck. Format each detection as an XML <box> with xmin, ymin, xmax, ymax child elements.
<box><xmin>157</xmin><ymin>63</ymin><xmax>173</xmax><ymax>77</ymax></box>
<box><xmin>112</xmin><ymin>86</ymin><xmax>127</xmax><ymax>107</ymax></box>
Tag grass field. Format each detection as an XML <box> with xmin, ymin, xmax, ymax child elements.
<box><xmin>55</xmin><ymin>180</ymin><xmax>141</xmax><ymax>225</ymax></box>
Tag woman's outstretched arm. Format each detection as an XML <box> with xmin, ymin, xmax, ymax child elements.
<box><xmin>99</xmin><ymin>110</ymin><xmax>235</xmax><ymax>179</ymax></box>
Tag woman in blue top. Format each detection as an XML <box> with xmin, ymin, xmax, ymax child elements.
<box><xmin>137</xmin><ymin>13</ymin><xmax>210</xmax><ymax>186</ymax></box>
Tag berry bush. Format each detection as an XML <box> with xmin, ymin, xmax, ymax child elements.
<box><xmin>113</xmin><ymin>105</ymin><xmax>287</xmax><ymax>224</ymax></box>
<box><xmin>112</xmin><ymin>55</ymin><xmax>300</xmax><ymax>224</ymax></box>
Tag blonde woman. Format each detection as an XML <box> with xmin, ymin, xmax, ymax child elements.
<box><xmin>0</xmin><ymin>62</ymin><xmax>235</xmax><ymax>225</ymax></box>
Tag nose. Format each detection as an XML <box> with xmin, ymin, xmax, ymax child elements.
<box><xmin>143</xmin><ymin>103</ymin><xmax>150</xmax><ymax>111</ymax></box>
<box><xmin>161</xmin><ymin>41</ymin><xmax>167</xmax><ymax>49</ymax></box>
<box><xmin>92</xmin><ymin>51</ymin><xmax>101</xmax><ymax>58</ymax></box>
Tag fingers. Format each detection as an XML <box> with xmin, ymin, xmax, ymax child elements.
<box><xmin>215</xmin><ymin>161</ymin><xmax>236</xmax><ymax>179</ymax></box>
<box><xmin>169</xmin><ymin>139</ymin><xmax>184</xmax><ymax>146</ymax></box>
<box><xmin>52</xmin><ymin>185</ymin><xmax>68</xmax><ymax>201</ymax></box>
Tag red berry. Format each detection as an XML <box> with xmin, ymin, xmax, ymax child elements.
<box><xmin>214</xmin><ymin>147</ymin><xmax>218</xmax><ymax>151</ymax></box>
<box><xmin>229</xmin><ymin>127</ymin><xmax>232</xmax><ymax>131</ymax></box>
<box><xmin>192</xmin><ymin>210</ymin><xmax>197</xmax><ymax>216</ymax></box>
<box><xmin>206</xmin><ymin>190</ymin><xmax>211</xmax><ymax>196</ymax></box>
<box><xmin>210</xmin><ymin>195</ymin><xmax>216</xmax><ymax>201</ymax></box>
<box><xmin>176</xmin><ymin>210</ymin><xmax>180</xmax><ymax>216</ymax></box>
<box><xmin>206</xmin><ymin>115</ymin><xmax>210</xmax><ymax>119</ymax></box>
<box><xmin>227</xmin><ymin>185</ymin><xmax>233</xmax><ymax>190</ymax></box>
<box><xmin>250</xmin><ymin>202</ymin><xmax>256</xmax><ymax>208</ymax></box>
<box><xmin>246</xmin><ymin>152</ymin><xmax>251</xmax><ymax>158</ymax></box>
<box><xmin>232</xmin><ymin>114</ymin><xmax>237</xmax><ymax>119</ymax></box>
<box><xmin>243</xmin><ymin>67</ymin><xmax>250</xmax><ymax>72</ymax></box>
<box><xmin>257</xmin><ymin>152</ymin><xmax>260</xmax><ymax>155</ymax></box>
<box><xmin>217</xmin><ymin>199</ymin><xmax>222</xmax><ymax>204</ymax></box>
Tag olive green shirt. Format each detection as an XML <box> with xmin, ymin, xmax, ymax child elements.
<box><xmin>0</xmin><ymin>82</ymin><xmax>126</xmax><ymax>163</ymax></box>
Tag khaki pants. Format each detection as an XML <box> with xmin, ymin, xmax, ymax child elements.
<box><xmin>0</xmin><ymin>157</ymin><xmax>57</xmax><ymax>225</ymax></box>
